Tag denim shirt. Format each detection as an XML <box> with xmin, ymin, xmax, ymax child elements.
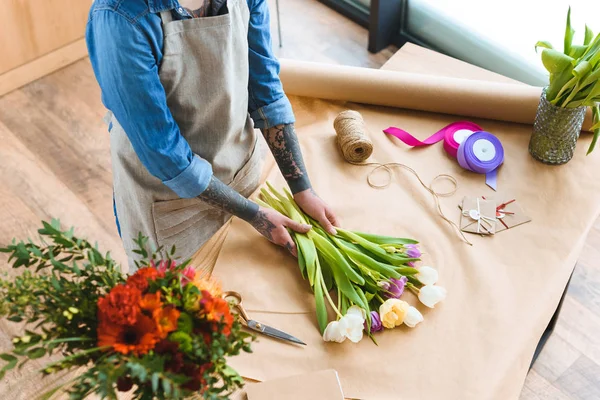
<box><xmin>86</xmin><ymin>0</ymin><xmax>294</xmax><ymax>199</ymax></box>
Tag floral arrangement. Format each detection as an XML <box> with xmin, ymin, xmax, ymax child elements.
<box><xmin>259</xmin><ymin>184</ymin><xmax>446</xmax><ymax>344</ymax></box>
<box><xmin>535</xmin><ymin>7</ymin><xmax>600</xmax><ymax>152</ymax></box>
<box><xmin>0</xmin><ymin>220</ymin><xmax>252</xmax><ymax>399</ymax></box>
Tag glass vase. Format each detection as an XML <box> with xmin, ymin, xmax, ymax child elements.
<box><xmin>528</xmin><ymin>87</ymin><xmax>586</xmax><ymax>165</ymax></box>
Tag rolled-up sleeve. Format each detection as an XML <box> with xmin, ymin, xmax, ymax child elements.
<box><xmin>86</xmin><ymin>10</ymin><xmax>212</xmax><ymax>198</ymax></box>
<box><xmin>247</xmin><ymin>0</ymin><xmax>295</xmax><ymax>129</ymax></box>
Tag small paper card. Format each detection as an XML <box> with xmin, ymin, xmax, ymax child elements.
<box><xmin>460</xmin><ymin>197</ymin><xmax>497</xmax><ymax>235</ymax></box>
<box><xmin>245</xmin><ymin>369</ymin><xmax>344</xmax><ymax>400</ymax></box>
<box><xmin>485</xmin><ymin>197</ymin><xmax>532</xmax><ymax>233</ymax></box>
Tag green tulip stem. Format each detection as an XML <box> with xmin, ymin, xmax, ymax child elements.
<box><xmin>320</xmin><ymin>267</ymin><xmax>343</xmax><ymax>318</ymax></box>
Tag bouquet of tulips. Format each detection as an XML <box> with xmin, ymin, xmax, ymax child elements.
<box><xmin>0</xmin><ymin>220</ymin><xmax>252</xmax><ymax>399</ymax></box>
<box><xmin>536</xmin><ymin>7</ymin><xmax>600</xmax><ymax>152</ymax></box>
<box><xmin>258</xmin><ymin>184</ymin><xmax>446</xmax><ymax>344</ymax></box>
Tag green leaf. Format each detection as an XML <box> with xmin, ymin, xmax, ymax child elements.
<box><xmin>7</xmin><ymin>315</ymin><xmax>23</xmax><ymax>322</ymax></box>
<box><xmin>542</xmin><ymin>49</ymin><xmax>574</xmax><ymax>74</ymax></box>
<box><xmin>27</xmin><ymin>347</ymin><xmax>46</xmax><ymax>359</ymax></box>
<box><xmin>0</xmin><ymin>353</ymin><xmax>17</xmax><ymax>372</ymax></box>
<box><xmin>535</xmin><ymin>40</ymin><xmax>553</xmax><ymax>52</ymax></box>
<box><xmin>295</xmin><ymin>234</ymin><xmax>317</xmax><ymax>286</ymax></box>
<box><xmin>162</xmin><ymin>378</ymin><xmax>171</xmax><ymax>396</ymax></box>
<box><xmin>569</xmin><ymin>45</ymin><xmax>589</xmax><ymax>59</ymax></box>
<box><xmin>564</xmin><ymin>6</ymin><xmax>574</xmax><ymax>55</ymax></box>
<box><xmin>573</xmin><ymin>61</ymin><xmax>592</xmax><ymax>78</ymax></box>
<box><xmin>587</xmin><ymin>105</ymin><xmax>600</xmax><ymax>154</ymax></box>
<box><xmin>310</xmin><ymin>232</ymin><xmax>364</xmax><ymax>285</ymax></box>
<box><xmin>313</xmin><ymin>267</ymin><xmax>328</xmax><ymax>334</ymax></box>
<box><xmin>349</xmin><ymin>230</ymin><xmax>418</xmax><ymax>245</ymax></box>
<box><xmin>585</xmin><ymin>25</ymin><xmax>594</xmax><ymax>46</ymax></box>
<box><xmin>151</xmin><ymin>372</ymin><xmax>160</xmax><ymax>392</ymax></box>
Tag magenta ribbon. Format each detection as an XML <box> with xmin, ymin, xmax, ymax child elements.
<box><xmin>456</xmin><ymin>131</ymin><xmax>504</xmax><ymax>191</ymax></box>
<box><xmin>383</xmin><ymin>121</ymin><xmax>483</xmax><ymax>158</ymax></box>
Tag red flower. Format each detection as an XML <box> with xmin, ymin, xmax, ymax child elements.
<box><xmin>117</xmin><ymin>376</ymin><xmax>134</xmax><ymax>392</ymax></box>
<box><xmin>155</xmin><ymin>340</ymin><xmax>185</xmax><ymax>373</ymax></box>
<box><xmin>181</xmin><ymin>362</ymin><xmax>212</xmax><ymax>392</ymax></box>
<box><xmin>153</xmin><ymin>305</ymin><xmax>180</xmax><ymax>339</ymax></box>
<box><xmin>127</xmin><ymin>267</ymin><xmax>161</xmax><ymax>292</ymax></box>
<box><xmin>200</xmin><ymin>290</ymin><xmax>234</xmax><ymax>335</ymax></box>
<box><xmin>98</xmin><ymin>284</ymin><xmax>141</xmax><ymax>326</ymax></box>
<box><xmin>97</xmin><ymin>314</ymin><xmax>160</xmax><ymax>355</ymax></box>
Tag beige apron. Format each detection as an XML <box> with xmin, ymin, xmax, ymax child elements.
<box><xmin>108</xmin><ymin>0</ymin><xmax>262</xmax><ymax>272</ymax></box>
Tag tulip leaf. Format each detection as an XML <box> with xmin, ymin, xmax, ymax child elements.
<box><xmin>569</xmin><ymin>45</ymin><xmax>589</xmax><ymax>60</ymax></box>
<box><xmin>547</xmin><ymin>63</ymin><xmax>575</xmax><ymax>102</ymax></box>
<box><xmin>585</xmin><ymin>25</ymin><xmax>594</xmax><ymax>46</ymax></box>
<box><xmin>535</xmin><ymin>41</ymin><xmax>553</xmax><ymax>52</ymax></box>
<box><xmin>564</xmin><ymin>6</ymin><xmax>574</xmax><ymax>55</ymax></box>
<box><xmin>294</xmin><ymin>236</ymin><xmax>308</xmax><ymax>281</ymax></box>
<box><xmin>542</xmin><ymin>49</ymin><xmax>574</xmax><ymax>74</ymax></box>
<box><xmin>311</xmin><ymin>232</ymin><xmax>365</xmax><ymax>285</ymax></box>
<box><xmin>350</xmin><ymin>230</ymin><xmax>418</xmax><ymax>245</ymax></box>
<box><xmin>574</xmin><ymin>61</ymin><xmax>592</xmax><ymax>78</ymax></box>
<box><xmin>313</xmin><ymin>268</ymin><xmax>328</xmax><ymax>334</ymax></box>
<box><xmin>295</xmin><ymin>233</ymin><xmax>316</xmax><ymax>286</ymax></box>
<box><xmin>588</xmin><ymin>106</ymin><xmax>600</xmax><ymax>155</ymax></box>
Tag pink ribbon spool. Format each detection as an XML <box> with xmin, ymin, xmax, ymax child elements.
<box><xmin>383</xmin><ymin>121</ymin><xmax>484</xmax><ymax>158</ymax></box>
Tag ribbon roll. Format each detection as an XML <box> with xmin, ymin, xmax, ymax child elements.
<box><xmin>457</xmin><ymin>131</ymin><xmax>504</xmax><ymax>191</ymax></box>
<box><xmin>383</xmin><ymin>121</ymin><xmax>483</xmax><ymax>158</ymax></box>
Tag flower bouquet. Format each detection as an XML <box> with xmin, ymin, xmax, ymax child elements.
<box><xmin>0</xmin><ymin>220</ymin><xmax>253</xmax><ymax>399</ymax></box>
<box><xmin>258</xmin><ymin>184</ymin><xmax>446</xmax><ymax>343</ymax></box>
<box><xmin>531</xmin><ymin>7</ymin><xmax>600</xmax><ymax>163</ymax></box>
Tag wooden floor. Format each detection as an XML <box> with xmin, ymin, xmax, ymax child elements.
<box><xmin>0</xmin><ymin>0</ymin><xmax>598</xmax><ymax>398</ymax></box>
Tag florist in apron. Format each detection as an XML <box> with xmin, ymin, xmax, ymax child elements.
<box><xmin>86</xmin><ymin>0</ymin><xmax>338</xmax><ymax>272</ymax></box>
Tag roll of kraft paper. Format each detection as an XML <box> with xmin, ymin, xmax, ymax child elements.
<box><xmin>383</xmin><ymin>121</ymin><xmax>483</xmax><ymax>158</ymax></box>
<box><xmin>457</xmin><ymin>131</ymin><xmax>504</xmax><ymax>191</ymax></box>
<box><xmin>279</xmin><ymin>59</ymin><xmax>594</xmax><ymax>131</ymax></box>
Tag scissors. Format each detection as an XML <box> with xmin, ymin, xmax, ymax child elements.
<box><xmin>222</xmin><ymin>291</ymin><xmax>306</xmax><ymax>346</ymax></box>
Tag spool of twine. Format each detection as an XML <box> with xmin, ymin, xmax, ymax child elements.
<box><xmin>334</xmin><ymin>110</ymin><xmax>374</xmax><ymax>163</ymax></box>
<box><xmin>332</xmin><ymin>110</ymin><xmax>471</xmax><ymax>245</ymax></box>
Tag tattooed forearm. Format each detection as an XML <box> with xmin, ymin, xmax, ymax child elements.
<box><xmin>261</xmin><ymin>124</ymin><xmax>312</xmax><ymax>194</ymax></box>
<box><xmin>248</xmin><ymin>210</ymin><xmax>276</xmax><ymax>242</ymax></box>
<box><xmin>198</xmin><ymin>176</ymin><xmax>259</xmax><ymax>221</ymax></box>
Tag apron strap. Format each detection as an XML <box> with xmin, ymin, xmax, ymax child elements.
<box><xmin>159</xmin><ymin>10</ymin><xmax>174</xmax><ymax>24</ymax></box>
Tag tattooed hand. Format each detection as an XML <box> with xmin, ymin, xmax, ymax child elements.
<box><xmin>249</xmin><ymin>207</ymin><xmax>312</xmax><ymax>257</ymax></box>
<box><xmin>294</xmin><ymin>189</ymin><xmax>339</xmax><ymax>235</ymax></box>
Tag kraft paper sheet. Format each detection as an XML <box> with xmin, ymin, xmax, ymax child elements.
<box><xmin>279</xmin><ymin>59</ymin><xmax>594</xmax><ymax>131</ymax></box>
<box><xmin>212</xmin><ymin>61</ymin><xmax>600</xmax><ymax>400</ymax></box>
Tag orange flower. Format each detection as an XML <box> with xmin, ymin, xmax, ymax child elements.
<box><xmin>127</xmin><ymin>267</ymin><xmax>161</xmax><ymax>293</ymax></box>
<box><xmin>98</xmin><ymin>314</ymin><xmax>160</xmax><ymax>355</ymax></box>
<box><xmin>139</xmin><ymin>292</ymin><xmax>162</xmax><ymax>312</ymax></box>
<box><xmin>98</xmin><ymin>284</ymin><xmax>141</xmax><ymax>326</ymax></box>
<box><xmin>200</xmin><ymin>290</ymin><xmax>234</xmax><ymax>335</ymax></box>
<box><xmin>192</xmin><ymin>275</ymin><xmax>222</xmax><ymax>297</ymax></box>
<box><xmin>153</xmin><ymin>305</ymin><xmax>180</xmax><ymax>338</ymax></box>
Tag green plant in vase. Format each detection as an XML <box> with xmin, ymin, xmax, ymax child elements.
<box><xmin>530</xmin><ymin>7</ymin><xmax>600</xmax><ymax>164</ymax></box>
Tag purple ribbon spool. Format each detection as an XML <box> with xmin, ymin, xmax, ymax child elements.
<box><xmin>456</xmin><ymin>131</ymin><xmax>504</xmax><ymax>190</ymax></box>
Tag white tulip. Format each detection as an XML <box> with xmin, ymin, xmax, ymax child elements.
<box><xmin>323</xmin><ymin>320</ymin><xmax>346</xmax><ymax>343</ymax></box>
<box><xmin>338</xmin><ymin>313</ymin><xmax>365</xmax><ymax>343</ymax></box>
<box><xmin>418</xmin><ymin>285</ymin><xmax>447</xmax><ymax>308</ymax></box>
<box><xmin>403</xmin><ymin>306</ymin><xmax>424</xmax><ymax>328</ymax></box>
<box><xmin>416</xmin><ymin>266</ymin><xmax>439</xmax><ymax>286</ymax></box>
<box><xmin>347</xmin><ymin>305</ymin><xmax>367</xmax><ymax>320</ymax></box>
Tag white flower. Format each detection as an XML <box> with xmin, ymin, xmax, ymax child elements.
<box><xmin>323</xmin><ymin>320</ymin><xmax>346</xmax><ymax>343</ymax></box>
<box><xmin>323</xmin><ymin>306</ymin><xmax>366</xmax><ymax>343</ymax></box>
<box><xmin>338</xmin><ymin>312</ymin><xmax>365</xmax><ymax>343</ymax></box>
<box><xmin>416</xmin><ymin>266</ymin><xmax>439</xmax><ymax>286</ymax></box>
<box><xmin>418</xmin><ymin>285</ymin><xmax>447</xmax><ymax>308</ymax></box>
<box><xmin>403</xmin><ymin>306</ymin><xmax>424</xmax><ymax>328</ymax></box>
<box><xmin>347</xmin><ymin>305</ymin><xmax>367</xmax><ymax>320</ymax></box>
